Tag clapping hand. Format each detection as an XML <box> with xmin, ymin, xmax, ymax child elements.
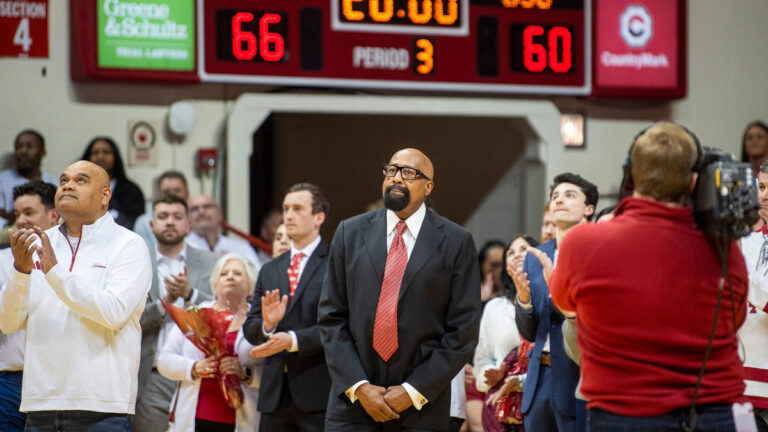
<box><xmin>261</xmin><ymin>289</ymin><xmax>287</xmax><ymax>332</ymax></box>
<box><xmin>164</xmin><ymin>266</ymin><xmax>191</xmax><ymax>303</ymax></box>
<box><xmin>248</xmin><ymin>332</ymin><xmax>292</xmax><ymax>358</ymax></box>
<box><xmin>9</xmin><ymin>228</ymin><xmax>38</xmax><ymax>274</ymax></box>
<box><xmin>33</xmin><ymin>227</ymin><xmax>58</xmax><ymax>274</ymax></box>
<box><xmin>512</xmin><ymin>268</ymin><xmax>532</xmax><ymax>304</ymax></box>
<box><xmin>527</xmin><ymin>248</ymin><xmax>554</xmax><ymax>285</ymax></box>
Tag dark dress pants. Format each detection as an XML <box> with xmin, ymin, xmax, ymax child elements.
<box><xmin>259</xmin><ymin>373</ymin><xmax>325</xmax><ymax>432</ymax></box>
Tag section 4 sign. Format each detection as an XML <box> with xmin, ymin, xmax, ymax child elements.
<box><xmin>0</xmin><ymin>0</ymin><xmax>48</xmax><ymax>58</ymax></box>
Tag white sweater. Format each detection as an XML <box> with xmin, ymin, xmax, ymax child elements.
<box><xmin>740</xmin><ymin>232</ymin><xmax>768</xmax><ymax>405</ymax></box>
<box><xmin>0</xmin><ymin>213</ymin><xmax>151</xmax><ymax>413</ymax></box>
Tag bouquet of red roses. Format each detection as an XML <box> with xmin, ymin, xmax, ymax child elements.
<box><xmin>494</xmin><ymin>340</ymin><xmax>533</xmax><ymax>426</ymax></box>
<box><xmin>162</xmin><ymin>301</ymin><xmax>244</xmax><ymax>409</ymax></box>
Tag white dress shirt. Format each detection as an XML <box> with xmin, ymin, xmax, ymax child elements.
<box><xmin>185</xmin><ymin>231</ymin><xmax>262</xmax><ymax>270</ymax></box>
<box><xmin>154</xmin><ymin>245</ymin><xmax>200</xmax><ymax>365</ymax></box>
<box><xmin>385</xmin><ymin>202</ymin><xmax>426</xmax><ymax>257</ymax></box>
<box><xmin>270</xmin><ymin>235</ymin><xmax>322</xmax><ymax>352</ymax></box>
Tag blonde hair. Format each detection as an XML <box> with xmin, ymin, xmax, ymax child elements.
<box><xmin>209</xmin><ymin>253</ymin><xmax>258</xmax><ymax>299</ymax></box>
<box><xmin>631</xmin><ymin>123</ymin><xmax>698</xmax><ymax>203</ymax></box>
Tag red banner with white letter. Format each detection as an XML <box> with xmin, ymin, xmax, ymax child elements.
<box><xmin>592</xmin><ymin>0</ymin><xmax>686</xmax><ymax>99</ymax></box>
<box><xmin>0</xmin><ymin>0</ymin><xmax>48</xmax><ymax>58</ymax></box>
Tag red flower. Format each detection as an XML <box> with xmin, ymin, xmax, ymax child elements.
<box><xmin>163</xmin><ymin>301</ymin><xmax>245</xmax><ymax>409</ymax></box>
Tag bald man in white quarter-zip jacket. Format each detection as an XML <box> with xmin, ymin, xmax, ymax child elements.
<box><xmin>0</xmin><ymin>161</ymin><xmax>151</xmax><ymax>432</ymax></box>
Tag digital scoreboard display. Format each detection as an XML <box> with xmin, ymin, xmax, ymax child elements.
<box><xmin>199</xmin><ymin>0</ymin><xmax>590</xmax><ymax>95</ymax></box>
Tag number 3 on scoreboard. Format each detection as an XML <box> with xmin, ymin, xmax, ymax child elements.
<box><xmin>413</xmin><ymin>38</ymin><xmax>434</xmax><ymax>75</ymax></box>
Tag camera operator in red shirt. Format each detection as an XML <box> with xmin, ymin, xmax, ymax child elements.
<box><xmin>550</xmin><ymin>122</ymin><xmax>751</xmax><ymax>432</ymax></box>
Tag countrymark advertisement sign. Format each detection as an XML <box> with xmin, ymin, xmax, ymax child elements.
<box><xmin>592</xmin><ymin>0</ymin><xmax>686</xmax><ymax>99</ymax></box>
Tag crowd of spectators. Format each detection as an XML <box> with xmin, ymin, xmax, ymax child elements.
<box><xmin>0</xmin><ymin>122</ymin><xmax>766</xmax><ymax>432</ymax></box>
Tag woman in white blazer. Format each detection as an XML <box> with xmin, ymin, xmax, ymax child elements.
<box><xmin>158</xmin><ymin>253</ymin><xmax>263</xmax><ymax>432</ymax></box>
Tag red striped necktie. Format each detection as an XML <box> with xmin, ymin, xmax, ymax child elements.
<box><xmin>287</xmin><ymin>252</ymin><xmax>305</xmax><ymax>299</ymax></box>
<box><xmin>373</xmin><ymin>220</ymin><xmax>408</xmax><ymax>362</ymax></box>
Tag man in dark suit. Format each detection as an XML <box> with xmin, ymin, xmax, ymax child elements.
<box><xmin>513</xmin><ymin>172</ymin><xmax>598</xmax><ymax>432</ymax></box>
<box><xmin>243</xmin><ymin>183</ymin><xmax>332</xmax><ymax>432</ymax></box>
<box><xmin>318</xmin><ymin>148</ymin><xmax>481</xmax><ymax>431</ymax></box>
<box><xmin>134</xmin><ymin>194</ymin><xmax>220</xmax><ymax>432</ymax></box>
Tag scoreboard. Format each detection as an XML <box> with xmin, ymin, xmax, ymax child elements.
<box><xmin>71</xmin><ymin>0</ymin><xmax>686</xmax><ymax>98</ymax></box>
<box><xmin>199</xmin><ymin>0</ymin><xmax>590</xmax><ymax>95</ymax></box>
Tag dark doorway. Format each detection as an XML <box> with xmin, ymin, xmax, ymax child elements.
<box><xmin>249</xmin><ymin>113</ymin><xmax>528</xmax><ymax>242</ymax></box>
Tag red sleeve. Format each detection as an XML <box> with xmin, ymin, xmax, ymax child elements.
<box><xmin>727</xmin><ymin>239</ymin><xmax>749</xmax><ymax>327</ymax></box>
<box><xmin>550</xmin><ymin>227</ymin><xmax>581</xmax><ymax>314</ymax></box>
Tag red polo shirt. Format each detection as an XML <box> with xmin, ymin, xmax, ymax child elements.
<box><xmin>550</xmin><ymin>197</ymin><xmax>748</xmax><ymax>416</ymax></box>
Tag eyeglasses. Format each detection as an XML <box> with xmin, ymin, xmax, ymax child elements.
<box><xmin>381</xmin><ymin>164</ymin><xmax>431</xmax><ymax>181</ymax></box>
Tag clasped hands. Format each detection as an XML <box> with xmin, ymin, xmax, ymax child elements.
<box><xmin>249</xmin><ymin>289</ymin><xmax>292</xmax><ymax>358</ymax></box>
<box><xmin>191</xmin><ymin>355</ymin><xmax>245</xmax><ymax>381</ymax></box>
<box><xmin>356</xmin><ymin>383</ymin><xmax>413</xmax><ymax>422</ymax></box>
<box><xmin>9</xmin><ymin>227</ymin><xmax>57</xmax><ymax>274</ymax></box>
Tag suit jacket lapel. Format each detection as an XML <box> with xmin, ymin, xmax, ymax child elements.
<box><xmin>287</xmin><ymin>242</ymin><xmax>328</xmax><ymax>315</ymax></box>
<box><xmin>277</xmin><ymin>253</ymin><xmax>291</xmax><ymax>298</ymax></box>
<box><xmin>544</xmin><ymin>239</ymin><xmax>556</xmax><ymax>260</ymax></box>
<box><xmin>362</xmin><ymin>209</ymin><xmax>388</xmax><ymax>284</ymax></box>
<box><xmin>399</xmin><ymin>210</ymin><xmax>445</xmax><ymax>300</ymax></box>
<box><xmin>186</xmin><ymin>248</ymin><xmax>201</xmax><ymax>287</ymax></box>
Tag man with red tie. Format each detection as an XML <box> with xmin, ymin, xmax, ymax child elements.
<box><xmin>243</xmin><ymin>183</ymin><xmax>331</xmax><ymax>432</ymax></box>
<box><xmin>319</xmin><ymin>148</ymin><xmax>482</xmax><ymax>431</ymax></box>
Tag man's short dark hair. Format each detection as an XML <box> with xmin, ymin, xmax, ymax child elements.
<box><xmin>286</xmin><ymin>183</ymin><xmax>330</xmax><ymax>215</ymax></box>
<box><xmin>14</xmin><ymin>129</ymin><xmax>45</xmax><ymax>150</ymax></box>
<box><xmin>550</xmin><ymin>172</ymin><xmax>599</xmax><ymax>221</ymax></box>
<box><xmin>154</xmin><ymin>171</ymin><xmax>188</xmax><ymax>196</ymax></box>
<box><xmin>13</xmin><ymin>181</ymin><xmax>56</xmax><ymax>210</ymax></box>
<box><xmin>153</xmin><ymin>193</ymin><xmax>188</xmax><ymax>212</ymax></box>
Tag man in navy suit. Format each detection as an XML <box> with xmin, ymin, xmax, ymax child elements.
<box><xmin>243</xmin><ymin>183</ymin><xmax>332</xmax><ymax>432</ymax></box>
<box><xmin>514</xmin><ymin>172</ymin><xmax>598</xmax><ymax>432</ymax></box>
<box><xmin>318</xmin><ymin>148</ymin><xmax>481</xmax><ymax>431</ymax></box>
